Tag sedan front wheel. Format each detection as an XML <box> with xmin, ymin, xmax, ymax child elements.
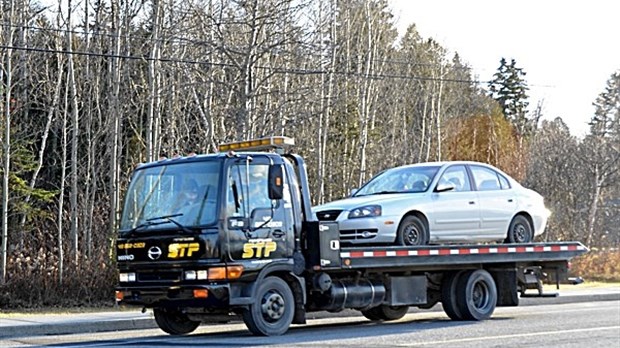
<box><xmin>396</xmin><ymin>215</ymin><xmax>429</xmax><ymax>246</ymax></box>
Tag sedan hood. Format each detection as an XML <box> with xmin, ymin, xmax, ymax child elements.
<box><xmin>313</xmin><ymin>193</ymin><xmax>425</xmax><ymax>212</ymax></box>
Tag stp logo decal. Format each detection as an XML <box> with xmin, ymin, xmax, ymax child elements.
<box><xmin>242</xmin><ymin>239</ymin><xmax>277</xmax><ymax>259</ymax></box>
<box><xmin>167</xmin><ymin>243</ymin><xmax>200</xmax><ymax>258</ymax></box>
<box><xmin>148</xmin><ymin>246</ymin><xmax>163</xmax><ymax>260</ymax></box>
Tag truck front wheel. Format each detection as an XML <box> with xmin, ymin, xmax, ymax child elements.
<box><xmin>242</xmin><ymin>276</ymin><xmax>295</xmax><ymax>336</ymax></box>
<box><xmin>153</xmin><ymin>308</ymin><xmax>200</xmax><ymax>335</ymax></box>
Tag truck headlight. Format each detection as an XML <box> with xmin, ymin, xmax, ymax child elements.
<box><xmin>185</xmin><ymin>270</ymin><xmax>197</xmax><ymax>280</ymax></box>
<box><xmin>185</xmin><ymin>270</ymin><xmax>208</xmax><ymax>280</ymax></box>
<box><xmin>119</xmin><ymin>272</ymin><xmax>136</xmax><ymax>282</ymax></box>
<box><xmin>348</xmin><ymin>205</ymin><xmax>382</xmax><ymax>219</ymax></box>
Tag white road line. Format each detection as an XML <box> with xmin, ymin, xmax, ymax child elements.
<box><xmin>399</xmin><ymin>326</ymin><xmax>620</xmax><ymax>346</ymax></box>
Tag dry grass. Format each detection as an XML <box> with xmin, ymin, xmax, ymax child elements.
<box><xmin>570</xmin><ymin>248</ymin><xmax>620</xmax><ymax>282</ymax></box>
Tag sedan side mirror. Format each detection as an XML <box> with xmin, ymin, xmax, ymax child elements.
<box><xmin>350</xmin><ymin>188</ymin><xmax>359</xmax><ymax>197</ymax></box>
<box><xmin>435</xmin><ymin>183</ymin><xmax>455</xmax><ymax>193</ymax></box>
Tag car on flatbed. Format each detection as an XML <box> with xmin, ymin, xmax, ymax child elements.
<box><xmin>313</xmin><ymin>161</ymin><xmax>550</xmax><ymax>246</ymax></box>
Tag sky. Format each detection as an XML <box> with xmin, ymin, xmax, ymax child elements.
<box><xmin>388</xmin><ymin>0</ymin><xmax>620</xmax><ymax>137</ymax></box>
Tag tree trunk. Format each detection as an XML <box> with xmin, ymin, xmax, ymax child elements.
<box><xmin>108</xmin><ymin>0</ymin><xmax>123</xmax><ymax>237</ymax></box>
<box><xmin>585</xmin><ymin>164</ymin><xmax>602</xmax><ymax>246</ymax></box>
<box><xmin>147</xmin><ymin>0</ymin><xmax>162</xmax><ymax>162</ymax></box>
<box><xmin>357</xmin><ymin>0</ymin><xmax>373</xmax><ymax>187</ymax></box>
<box><xmin>0</xmin><ymin>0</ymin><xmax>15</xmax><ymax>285</ymax></box>
<box><xmin>58</xmin><ymin>71</ymin><xmax>71</xmax><ymax>285</ymax></box>
<box><xmin>67</xmin><ymin>0</ymin><xmax>80</xmax><ymax>265</ymax></box>
<box><xmin>435</xmin><ymin>66</ymin><xmax>444</xmax><ymax>161</ymax></box>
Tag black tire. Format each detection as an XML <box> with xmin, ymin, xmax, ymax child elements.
<box><xmin>440</xmin><ymin>271</ymin><xmax>465</xmax><ymax>320</ymax></box>
<box><xmin>455</xmin><ymin>270</ymin><xmax>497</xmax><ymax>321</ymax></box>
<box><xmin>396</xmin><ymin>215</ymin><xmax>429</xmax><ymax>246</ymax></box>
<box><xmin>242</xmin><ymin>276</ymin><xmax>295</xmax><ymax>336</ymax></box>
<box><xmin>153</xmin><ymin>308</ymin><xmax>200</xmax><ymax>335</ymax></box>
<box><xmin>361</xmin><ymin>306</ymin><xmax>382</xmax><ymax>321</ymax></box>
<box><xmin>505</xmin><ymin>215</ymin><xmax>533</xmax><ymax>243</ymax></box>
<box><xmin>362</xmin><ymin>305</ymin><xmax>409</xmax><ymax>321</ymax></box>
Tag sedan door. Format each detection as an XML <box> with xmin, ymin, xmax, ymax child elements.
<box><xmin>469</xmin><ymin>165</ymin><xmax>516</xmax><ymax>240</ymax></box>
<box><xmin>429</xmin><ymin>165</ymin><xmax>480</xmax><ymax>242</ymax></box>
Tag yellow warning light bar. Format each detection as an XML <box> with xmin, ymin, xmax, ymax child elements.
<box><xmin>218</xmin><ymin>136</ymin><xmax>295</xmax><ymax>152</ymax></box>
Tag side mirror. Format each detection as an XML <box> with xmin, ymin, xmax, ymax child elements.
<box><xmin>435</xmin><ymin>182</ymin><xmax>455</xmax><ymax>193</ymax></box>
<box><xmin>268</xmin><ymin>164</ymin><xmax>284</xmax><ymax>200</ymax></box>
<box><xmin>350</xmin><ymin>188</ymin><xmax>359</xmax><ymax>197</ymax></box>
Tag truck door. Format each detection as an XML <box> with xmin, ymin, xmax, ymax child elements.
<box><xmin>224</xmin><ymin>157</ymin><xmax>293</xmax><ymax>262</ymax></box>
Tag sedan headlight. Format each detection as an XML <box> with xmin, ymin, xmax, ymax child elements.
<box><xmin>348</xmin><ymin>205</ymin><xmax>382</xmax><ymax>219</ymax></box>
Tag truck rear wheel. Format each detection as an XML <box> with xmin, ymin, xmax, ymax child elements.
<box><xmin>361</xmin><ymin>305</ymin><xmax>409</xmax><ymax>321</ymax></box>
<box><xmin>153</xmin><ymin>308</ymin><xmax>200</xmax><ymax>335</ymax></box>
<box><xmin>455</xmin><ymin>270</ymin><xmax>497</xmax><ymax>320</ymax></box>
<box><xmin>242</xmin><ymin>276</ymin><xmax>294</xmax><ymax>336</ymax></box>
<box><xmin>441</xmin><ymin>271</ymin><xmax>465</xmax><ymax>320</ymax></box>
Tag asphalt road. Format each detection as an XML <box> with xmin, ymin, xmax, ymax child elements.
<box><xmin>2</xmin><ymin>300</ymin><xmax>619</xmax><ymax>348</ymax></box>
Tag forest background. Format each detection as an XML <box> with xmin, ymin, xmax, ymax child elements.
<box><xmin>0</xmin><ymin>0</ymin><xmax>618</xmax><ymax>308</ymax></box>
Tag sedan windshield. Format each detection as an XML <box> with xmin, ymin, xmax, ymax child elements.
<box><xmin>354</xmin><ymin>165</ymin><xmax>440</xmax><ymax>196</ymax></box>
<box><xmin>119</xmin><ymin>160</ymin><xmax>221</xmax><ymax>231</ymax></box>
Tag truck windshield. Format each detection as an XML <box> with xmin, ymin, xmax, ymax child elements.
<box><xmin>119</xmin><ymin>160</ymin><xmax>221</xmax><ymax>231</ymax></box>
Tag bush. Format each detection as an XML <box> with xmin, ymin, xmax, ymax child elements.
<box><xmin>570</xmin><ymin>248</ymin><xmax>620</xmax><ymax>282</ymax></box>
<box><xmin>0</xmin><ymin>250</ymin><xmax>116</xmax><ymax>310</ymax></box>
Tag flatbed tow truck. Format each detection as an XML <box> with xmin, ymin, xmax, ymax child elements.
<box><xmin>115</xmin><ymin>136</ymin><xmax>587</xmax><ymax>336</ymax></box>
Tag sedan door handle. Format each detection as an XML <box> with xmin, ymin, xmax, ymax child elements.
<box><xmin>508</xmin><ymin>199</ymin><xmax>513</xmax><ymax>202</ymax></box>
<box><xmin>272</xmin><ymin>230</ymin><xmax>285</xmax><ymax>238</ymax></box>
<box><xmin>469</xmin><ymin>201</ymin><xmax>476</xmax><ymax>205</ymax></box>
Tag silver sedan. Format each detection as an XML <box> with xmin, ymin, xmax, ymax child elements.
<box><xmin>312</xmin><ymin>161</ymin><xmax>550</xmax><ymax>245</ymax></box>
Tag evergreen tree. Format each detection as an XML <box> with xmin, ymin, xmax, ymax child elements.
<box><xmin>488</xmin><ymin>58</ymin><xmax>532</xmax><ymax>136</ymax></box>
<box><xmin>589</xmin><ymin>71</ymin><xmax>620</xmax><ymax>138</ymax></box>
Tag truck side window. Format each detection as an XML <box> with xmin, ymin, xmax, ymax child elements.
<box><xmin>227</xmin><ymin>163</ymin><xmax>273</xmax><ymax>218</ymax></box>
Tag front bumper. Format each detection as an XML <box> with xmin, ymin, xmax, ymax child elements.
<box><xmin>116</xmin><ymin>283</ymin><xmax>231</xmax><ymax>308</ymax></box>
<box><xmin>336</xmin><ymin>214</ymin><xmax>400</xmax><ymax>244</ymax></box>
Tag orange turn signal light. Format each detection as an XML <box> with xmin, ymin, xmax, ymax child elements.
<box><xmin>193</xmin><ymin>289</ymin><xmax>208</xmax><ymax>299</ymax></box>
<box><xmin>115</xmin><ymin>291</ymin><xmax>124</xmax><ymax>301</ymax></box>
<box><xmin>207</xmin><ymin>265</ymin><xmax>244</xmax><ymax>280</ymax></box>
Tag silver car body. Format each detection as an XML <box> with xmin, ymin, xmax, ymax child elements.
<box><xmin>313</xmin><ymin>161</ymin><xmax>550</xmax><ymax>244</ymax></box>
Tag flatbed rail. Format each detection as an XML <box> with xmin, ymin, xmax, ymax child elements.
<box><xmin>333</xmin><ymin>242</ymin><xmax>588</xmax><ymax>270</ymax></box>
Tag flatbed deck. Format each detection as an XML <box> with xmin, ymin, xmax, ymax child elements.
<box><xmin>324</xmin><ymin>242</ymin><xmax>588</xmax><ymax>270</ymax></box>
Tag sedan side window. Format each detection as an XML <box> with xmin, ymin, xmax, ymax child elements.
<box><xmin>439</xmin><ymin>165</ymin><xmax>471</xmax><ymax>192</ymax></box>
<box><xmin>498</xmin><ymin>174</ymin><xmax>511</xmax><ymax>190</ymax></box>
<box><xmin>470</xmin><ymin>166</ymin><xmax>501</xmax><ymax>191</ymax></box>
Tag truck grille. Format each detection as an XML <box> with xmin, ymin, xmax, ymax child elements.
<box><xmin>316</xmin><ymin>210</ymin><xmax>342</xmax><ymax>221</ymax></box>
<box><xmin>138</xmin><ymin>270</ymin><xmax>182</xmax><ymax>282</ymax></box>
